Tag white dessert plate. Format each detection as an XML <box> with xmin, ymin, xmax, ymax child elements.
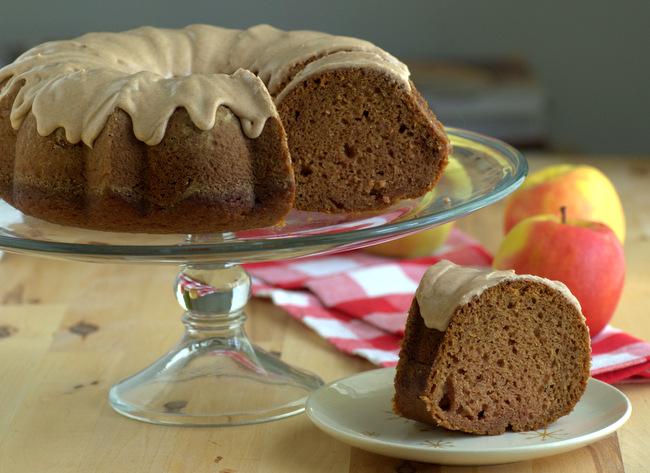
<box><xmin>305</xmin><ymin>367</ymin><xmax>631</xmax><ymax>466</ymax></box>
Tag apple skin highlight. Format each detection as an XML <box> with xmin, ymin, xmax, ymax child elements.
<box><xmin>492</xmin><ymin>213</ymin><xmax>625</xmax><ymax>336</ymax></box>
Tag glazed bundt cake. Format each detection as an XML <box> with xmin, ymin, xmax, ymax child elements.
<box><xmin>0</xmin><ymin>24</ymin><xmax>451</xmax><ymax>234</ymax></box>
<box><xmin>393</xmin><ymin>260</ymin><xmax>591</xmax><ymax>436</ymax></box>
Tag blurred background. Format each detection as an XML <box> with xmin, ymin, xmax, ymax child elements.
<box><xmin>1</xmin><ymin>0</ymin><xmax>647</xmax><ymax>155</ymax></box>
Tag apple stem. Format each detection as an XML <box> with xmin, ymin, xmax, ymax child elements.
<box><xmin>561</xmin><ymin>206</ymin><xmax>567</xmax><ymax>224</ymax></box>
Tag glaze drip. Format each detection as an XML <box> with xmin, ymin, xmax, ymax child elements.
<box><xmin>415</xmin><ymin>260</ymin><xmax>582</xmax><ymax>331</ymax></box>
<box><xmin>0</xmin><ymin>24</ymin><xmax>410</xmax><ymax>147</ymax></box>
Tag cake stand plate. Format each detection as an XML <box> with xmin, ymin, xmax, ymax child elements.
<box><xmin>0</xmin><ymin>128</ymin><xmax>527</xmax><ymax>426</ymax></box>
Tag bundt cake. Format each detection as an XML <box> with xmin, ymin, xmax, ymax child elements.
<box><xmin>393</xmin><ymin>260</ymin><xmax>591</xmax><ymax>435</ymax></box>
<box><xmin>0</xmin><ymin>24</ymin><xmax>451</xmax><ymax>234</ymax></box>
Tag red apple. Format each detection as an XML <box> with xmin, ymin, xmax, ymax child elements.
<box><xmin>503</xmin><ymin>164</ymin><xmax>626</xmax><ymax>244</ymax></box>
<box><xmin>492</xmin><ymin>208</ymin><xmax>625</xmax><ymax>336</ymax></box>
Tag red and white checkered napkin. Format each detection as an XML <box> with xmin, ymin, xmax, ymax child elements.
<box><xmin>245</xmin><ymin>227</ymin><xmax>650</xmax><ymax>384</ymax></box>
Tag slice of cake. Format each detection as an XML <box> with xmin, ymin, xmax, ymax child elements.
<box><xmin>393</xmin><ymin>260</ymin><xmax>591</xmax><ymax>435</ymax></box>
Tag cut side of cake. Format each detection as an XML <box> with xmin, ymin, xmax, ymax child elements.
<box><xmin>276</xmin><ymin>55</ymin><xmax>448</xmax><ymax>213</ymax></box>
<box><xmin>393</xmin><ymin>260</ymin><xmax>591</xmax><ymax>435</ymax></box>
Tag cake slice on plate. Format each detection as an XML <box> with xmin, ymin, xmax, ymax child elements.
<box><xmin>393</xmin><ymin>260</ymin><xmax>591</xmax><ymax>435</ymax></box>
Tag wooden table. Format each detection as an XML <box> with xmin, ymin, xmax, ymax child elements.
<box><xmin>0</xmin><ymin>154</ymin><xmax>648</xmax><ymax>472</ymax></box>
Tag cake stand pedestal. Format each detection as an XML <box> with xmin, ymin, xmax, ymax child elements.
<box><xmin>0</xmin><ymin>128</ymin><xmax>526</xmax><ymax>426</ymax></box>
<box><xmin>108</xmin><ymin>262</ymin><xmax>323</xmax><ymax>425</ymax></box>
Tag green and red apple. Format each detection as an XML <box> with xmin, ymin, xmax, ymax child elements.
<box><xmin>492</xmin><ymin>208</ymin><xmax>625</xmax><ymax>336</ymax></box>
<box><xmin>503</xmin><ymin>164</ymin><xmax>626</xmax><ymax>244</ymax></box>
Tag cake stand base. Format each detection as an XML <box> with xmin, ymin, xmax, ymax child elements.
<box><xmin>108</xmin><ymin>263</ymin><xmax>324</xmax><ymax>426</ymax></box>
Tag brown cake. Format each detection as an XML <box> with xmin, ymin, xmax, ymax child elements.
<box><xmin>0</xmin><ymin>25</ymin><xmax>450</xmax><ymax>234</ymax></box>
<box><xmin>393</xmin><ymin>260</ymin><xmax>591</xmax><ymax>435</ymax></box>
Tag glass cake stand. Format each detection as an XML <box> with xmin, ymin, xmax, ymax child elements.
<box><xmin>0</xmin><ymin>128</ymin><xmax>526</xmax><ymax>426</ymax></box>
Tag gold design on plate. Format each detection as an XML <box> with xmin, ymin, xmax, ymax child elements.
<box><xmin>519</xmin><ymin>428</ymin><xmax>568</xmax><ymax>441</ymax></box>
<box><xmin>419</xmin><ymin>439</ymin><xmax>455</xmax><ymax>449</ymax></box>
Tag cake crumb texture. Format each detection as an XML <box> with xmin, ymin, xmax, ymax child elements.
<box><xmin>393</xmin><ymin>278</ymin><xmax>591</xmax><ymax>435</ymax></box>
